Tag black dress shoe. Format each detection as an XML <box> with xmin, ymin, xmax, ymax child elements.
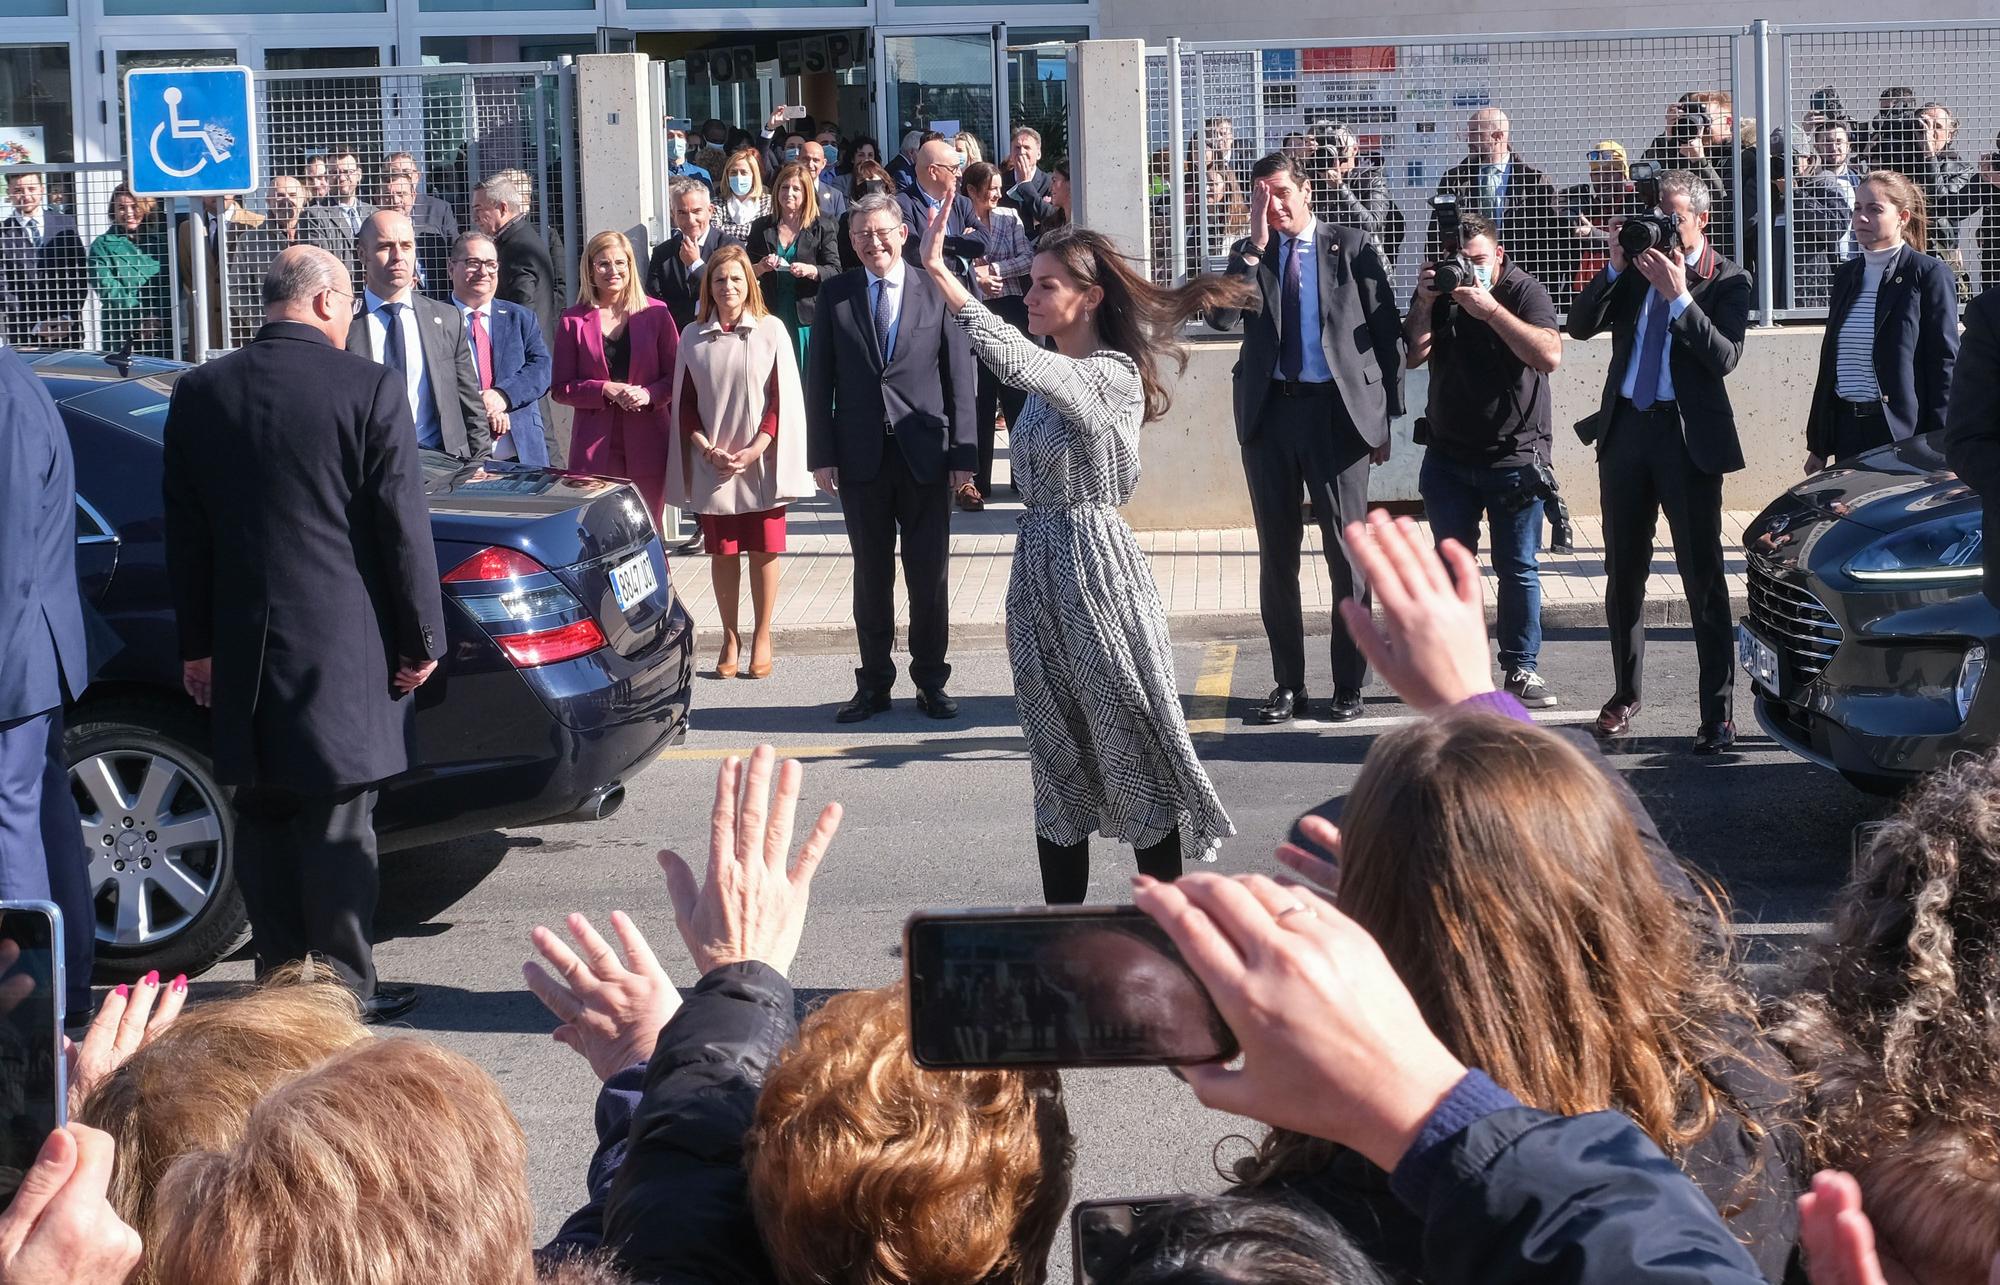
<box><xmin>1250</xmin><ymin>686</ymin><xmax>1306</xmax><ymax>725</ymax></box>
<box><xmin>360</xmin><ymin>983</ymin><xmax>419</xmax><ymax>1025</ymax></box>
<box><xmin>673</xmin><ymin>530</ymin><xmax>705</xmax><ymax>555</ymax></box>
<box><xmin>915</xmin><ymin>687</ymin><xmax>959</xmax><ymax>719</ymax></box>
<box><xmin>1594</xmin><ymin>697</ymin><xmax>1641</xmax><ymax>738</ymax></box>
<box><xmin>836</xmin><ymin>689</ymin><xmax>891</xmax><ymax>723</ymax></box>
<box><xmin>1324</xmin><ymin>687</ymin><xmax>1365</xmax><ymax>722</ymax></box>
<box><xmin>1692</xmin><ymin>720</ymin><xmax>1737</xmax><ymax>755</ymax></box>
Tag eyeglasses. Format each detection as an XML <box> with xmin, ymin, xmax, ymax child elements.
<box><xmin>453</xmin><ymin>258</ymin><xmax>499</xmax><ymax>272</ymax></box>
<box><xmin>852</xmin><ymin>228</ymin><xmax>900</xmax><ymax>244</ymax></box>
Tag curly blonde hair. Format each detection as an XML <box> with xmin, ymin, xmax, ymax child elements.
<box><xmin>1772</xmin><ymin>750</ymin><xmax>2000</xmax><ymax>1281</ymax></box>
<box><xmin>745</xmin><ymin>983</ymin><xmax>1075</xmax><ymax>1285</ymax></box>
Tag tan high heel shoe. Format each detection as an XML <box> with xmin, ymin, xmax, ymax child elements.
<box><xmin>714</xmin><ymin>636</ymin><xmax>740</xmax><ymax>679</ymax></box>
<box><xmin>744</xmin><ymin>639</ymin><xmax>773</xmax><ymax>679</ymax></box>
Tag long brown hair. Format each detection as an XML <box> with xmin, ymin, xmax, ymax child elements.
<box><xmin>695</xmin><ymin>243</ymin><xmax>767</xmax><ymax>323</ymax></box>
<box><xmin>1236</xmin><ymin>714</ymin><xmax>1773</xmax><ymax>1187</ymax></box>
<box><xmin>1033</xmin><ymin>224</ymin><xmax>1254</xmax><ymax>423</ymax></box>
<box><xmin>1861</xmin><ymin>169</ymin><xmax>1929</xmax><ymax>253</ymax></box>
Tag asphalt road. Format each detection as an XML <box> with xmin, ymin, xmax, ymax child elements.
<box><xmin>186</xmin><ymin>629</ymin><xmax>1887</xmax><ymax>1270</ymax></box>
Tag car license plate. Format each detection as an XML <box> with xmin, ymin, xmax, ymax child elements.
<box><xmin>610</xmin><ymin>550</ymin><xmax>659</xmax><ymax>612</ymax></box>
<box><xmin>1738</xmin><ymin>624</ymin><xmax>1781</xmax><ymax>697</ymax></box>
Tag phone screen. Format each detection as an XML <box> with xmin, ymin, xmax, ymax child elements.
<box><xmin>0</xmin><ymin>905</ymin><xmax>63</xmax><ymax>1212</ymax></box>
<box><xmin>1073</xmin><ymin>1198</ymin><xmax>1174</xmax><ymax>1285</ymax></box>
<box><xmin>904</xmin><ymin>908</ymin><xmax>1237</xmax><ymax>1069</ymax></box>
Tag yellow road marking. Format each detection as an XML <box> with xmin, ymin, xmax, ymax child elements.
<box><xmin>1186</xmin><ymin>642</ymin><xmax>1238</xmax><ymax>737</ymax></box>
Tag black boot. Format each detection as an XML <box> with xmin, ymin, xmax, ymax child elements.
<box><xmin>1036</xmin><ymin>835</ymin><xmax>1089</xmax><ymax>904</ymax></box>
<box><xmin>1135</xmin><ymin>830</ymin><xmax>1183</xmax><ymax>883</ymax></box>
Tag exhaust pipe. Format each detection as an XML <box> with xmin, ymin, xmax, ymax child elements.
<box><xmin>577</xmin><ymin>783</ymin><xmax>626</xmax><ymax>822</ymax></box>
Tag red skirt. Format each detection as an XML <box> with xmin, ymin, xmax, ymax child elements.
<box><xmin>698</xmin><ymin>507</ymin><xmax>788</xmax><ymax>554</ymax></box>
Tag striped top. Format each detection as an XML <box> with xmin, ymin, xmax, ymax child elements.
<box><xmin>1834</xmin><ymin>245</ymin><xmax>1899</xmax><ymax>403</ymax></box>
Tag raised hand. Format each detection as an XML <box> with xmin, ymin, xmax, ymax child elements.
<box><xmin>66</xmin><ymin>970</ymin><xmax>186</xmax><ymax>1118</ymax></box>
<box><xmin>1337</xmin><ymin>510</ymin><xmax>1495</xmax><ymax>711</ymax></box>
<box><xmin>523</xmin><ymin>911</ymin><xmax>681</xmax><ymax>1081</ymax></box>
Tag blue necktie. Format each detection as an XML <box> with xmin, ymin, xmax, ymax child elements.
<box><xmin>1280</xmin><ymin>238</ymin><xmax>1304</xmax><ymax>382</ymax></box>
<box><xmin>380</xmin><ymin>303</ymin><xmax>406</xmax><ymax>375</ymax></box>
<box><xmin>1631</xmin><ymin>291</ymin><xmax>1671</xmax><ymax>411</ymax></box>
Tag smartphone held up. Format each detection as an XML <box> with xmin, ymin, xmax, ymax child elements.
<box><xmin>0</xmin><ymin>901</ymin><xmax>65</xmax><ymax>1213</ymax></box>
<box><xmin>903</xmin><ymin>906</ymin><xmax>1238</xmax><ymax>1071</ymax></box>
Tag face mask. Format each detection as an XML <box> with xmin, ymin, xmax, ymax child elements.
<box><xmin>785</xmin><ymin>148</ymin><xmax>801</xmax><ymax>164</ymax></box>
<box><xmin>728</xmin><ymin>174</ymin><xmax>753</xmax><ymax>198</ymax></box>
<box><xmin>954</xmin><ymin>150</ymin><xmax>968</xmax><ymax>169</ymax></box>
<box><xmin>823</xmin><ymin>145</ymin><xmax>839</xmax><ymax>167</ymax></box>
<box><xmin>668</xmin><ymin>137</ymin><xmax>687</xmax><ymax>165</ymax></box>
<box><xmin>1473</xmin><ymin>263</ymin><xmax>1494</xmax><ymax>290</ymax></box>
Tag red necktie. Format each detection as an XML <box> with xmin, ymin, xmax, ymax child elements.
<box><xmin>470</xmin><ymin>309</ymin><xmax>494</xmax><ymax>391</ymax></box>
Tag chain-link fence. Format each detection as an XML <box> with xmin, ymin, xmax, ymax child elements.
<box><xmin>0</xmin><ymin>61</ymin><xmax>576</xmax><ymax>360</ymax></box>
<box><xmin>1145</xmin><ymin>31</ymin><xmax>1748</xmax><ymax>319</ymax></box>
<box><xmin>1776</xmin><ymin>23</ymin><xmax>2000</xmax><ymax>314</ymax></box>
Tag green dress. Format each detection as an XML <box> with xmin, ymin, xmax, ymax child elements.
<box><xmin>765</xmin><ymin>234</ymin><xmax>809</xmax><ymax>372</ymax></box>
<box><xmin>88</xmin><ymin>225</ymin><xmax>170</xmax><ymax>355</ymax></box>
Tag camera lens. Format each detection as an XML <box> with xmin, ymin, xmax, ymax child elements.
<box><xmin>1432</xmin><ymin>260</ymin><xmax>1463</xmax><ymax>293</ymax></box>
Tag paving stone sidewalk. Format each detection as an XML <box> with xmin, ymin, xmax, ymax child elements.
<box><xmin>667</xmin><ymin>486</ymin><xmax>1757</xmax><ymax>653</ymax></box>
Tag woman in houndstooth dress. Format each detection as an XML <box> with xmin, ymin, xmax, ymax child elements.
<box><xmin>918</xmin><ymin>185</ymin><xmax>1250</xmax><ymax>901</ymax></box>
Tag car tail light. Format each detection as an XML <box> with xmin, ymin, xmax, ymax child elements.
<box><xmin>442</xmin><ymin>546</ymin><xmax>606</xmax><ymax>667</ymax></box>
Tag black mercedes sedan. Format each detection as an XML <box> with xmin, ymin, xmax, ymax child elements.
<box><xmin>38</xmin><ymin>350</ymin><xmax>695</xmax><ymax>981</ymax></box>
<box><xmin>1739</xmin><ymin>433</ymin><xmax>1994</xmax><ymax>794</ymax></box>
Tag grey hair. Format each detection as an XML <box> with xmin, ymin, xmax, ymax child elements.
<box><xmin>477</xmin><ymin>174</ymin><xmax>526</xmax><ymax>215</ymax></box>
<box><xmin>263</xmin><ymin>245</ymin><xmax>346</xmax><ymax>307</ymax></box>
<box><xmin>668</xmin><ymin>176</ymin><xmax>710</xmax><ymax>208</ymax></box>
<box><xmin>1011</xmin><ymin>125</ymin><xmax>1042</xmax><ymax>147</ymax></box>
<box><xmin>900</xmin><ymin>129</ymin><xmax>924</xmax><ymax>152</ymax></box>
<box><xmin>1657</xmin><ymin>168</ymin><xmax>1713</xmax><ymax>214</ymax></box>
<box><xmin>850</xmin><ymin>193</ymin><xmax>903</xmax><ymax>228</ymax></box>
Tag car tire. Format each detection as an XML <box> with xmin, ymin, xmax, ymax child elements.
<box><xmin>64</xmin><ymin>699</ymin><xmax>247</xmax><ymax>984</ymax></box>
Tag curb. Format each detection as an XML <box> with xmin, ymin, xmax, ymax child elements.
<box><xmin>694</xmin><ymin>596</ymin><xmax>1756</xmax><ymax>657</ymax></box>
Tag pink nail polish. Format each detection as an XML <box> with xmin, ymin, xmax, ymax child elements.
<box><xmin>171</xmin><ymin>975</ymin><xmax>187</xmax><ymax>993</ymax></box>
<box><xmin>114</xmin><ymin>984</ymin><xmax>129</xmax><ymax>998</ymax></box>
<box><xmin>142</xmin><ymin>970</ymin><xmax>159</xmax><ymax>986</ymax></box>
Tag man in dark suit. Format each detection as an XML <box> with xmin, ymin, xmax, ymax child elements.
<box><xmin>385</xmin><ymin>151</ymin><xmax>459</xmax><ymax>242</ymax></box>
<box><xmin>1946</xmin><ymin>285</ymin><xmax>2000</xmax><ymax>607</ymax></box>
<box><xmin>1430</xmin><ymin>108</ymin><xmax>1564</xmax><ymax>296</ymax></box>
<box><xmin>807</xmin><ymin>194</ymin><xmax>977</xmax><ymax>723</ymax></box>
<box><xmin>646</xmin><ymin>177</ymin><xmax>734</xmax><ymax>331</ymax></box>
<box><xmin>1206</xmin><ymin>152</ymin><xmax>1406</xmax><ymax>726</ymax></box>
<box><xmin>0</xmin><ymin>342</ymin><xmax>95</xmax><ymax>1012</ymax></box>
<box><xmin>1000</xmin><ymin>125</ymin><xmax>1056</xmax><ymax>241</ymax></box>
<box><xmin>886</xmin><ymin>130</ymin><xmax>925</xmax><ymax>197</ymax></box>
<box><xmin>1567</xmin><ymin>169</ymin><xmax>1751</xmax><ymax>754</ymax></box>
<box><xmin>301</xmin><ymin>148</ymin><xmax>378</xmax><ymax>281</ymax></box>
<box><xmin>162</xmin><ymin>244</ymin><xmax>445</xmax><ymax>1022</ymax></box>
<box><xmin>448</xmin><ymin>231</ymin><xmax>551</xmax><ymax>467</ymax></box>
<box><xmin>347</xmin><ymin>212</ymin><xmax>491</xmax><ymax>461</ymax></box>
<box><xmin>476</xmin><ymin>173</ymin><xmax>558</xmax><ymax>344</ymax></box>
<box><xmin>380</xmin><ymin>175</ymin><xmax>452</xmax><ymax>299</ymax></box>
<box><xmin>897</xmin><ymin>139</ymin><xmax>986</xmax><ymax>289</ymax></box>
<box><xmin>0</xmin><ymin>170</ymin><xmax>89</xmax><ymax>346</ymax></box>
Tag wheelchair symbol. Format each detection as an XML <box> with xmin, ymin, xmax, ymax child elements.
<box><xmin>148</xmin><ymin>86</ymin><xmax>237</xmax><ymax>180</ymax></box>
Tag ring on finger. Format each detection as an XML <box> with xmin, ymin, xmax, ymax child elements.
<box><xmin>1275</xmin><ymin>902</ymin><xmax>1313</xmax><ymax>921</ymax></box>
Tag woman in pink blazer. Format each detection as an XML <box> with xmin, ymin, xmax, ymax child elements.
<box><xmin>552</xmin><ymin>229</ymin><xmax>681</xmax><ymax>525</ymax></box>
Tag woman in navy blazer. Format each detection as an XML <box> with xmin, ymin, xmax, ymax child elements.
<box><xmin>1805</xmin><ymin>171</ymin><xmax>1960</xmax><ymax>472</ymax></box>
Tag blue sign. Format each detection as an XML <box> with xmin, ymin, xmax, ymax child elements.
<box><xmin>124</xmin><ymin>66</ymin><xmax>258</xmax><ymax>198</ymax></box>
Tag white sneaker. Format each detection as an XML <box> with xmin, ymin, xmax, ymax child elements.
<box><xmin>1505</xmin><ymin>668</ymin><xmax>1558</xmax><ymax>708</ymax></box>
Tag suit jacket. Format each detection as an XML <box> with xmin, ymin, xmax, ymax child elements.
<box><xmin>1945</xmin><ymin>286</ymin><xmax>2000</xmax><ymax>605</ymax></box>
<box><xmin>160</xmin><ymin>322</ymin><xmax>446</xmax><ymax>791</ymax></box>
<box><xmin>815</xmin><ymin>182</ymin><xmax>848</xmax><ymax>221</ymax></box>
<box><xmin>1806</xmin><ymin>246</ymin><xmax>1958</xmax><ymax>454</ymax></box>
<box><xmin>887</xmin><ymin>154</ymin><xmax>919</xmax><ymax>197</ymax></box>
<box><xmin>301</xmin><ymin>199</ymin><xmax>378</xmax><ymax>269</ymax></box>
<box><xmin>806</xmin><ymin>266</ymin><xmax>976</xmax><ymax>485</ymax></box>
<box><xmin>1205</xmin><ymin>220</ymin><xmax>1406</xmax><ymax>447</ymax></box>
<box><xmin>411</xmin><ymin>191</ymin><xmax>459</xmax><ymax>242</ymax></box>
<box><xmin>495</xmin><ymin>213</ymin><xmax>559</xmax><ymax>343</ymax></box>
<box><xmin>1566</xmin><ymin>242</ymin><xmax>1752</xmax><ymax>476</ymax></box>
<box><xmin>1002</xmin><ymin>167</ymin><xmax>1055</xmax><ymax>241</ymax></box>
<box><xmin>346</xmin><ymin>291</ymin><xmax>493</xmax><ymax>460</ymax></box>
<box><xmin>645</xmin><ymin>226</ymin><xmax>733</xmax><ymax>331</ymax></box>
<box><xmin>745</xmin><ymin>215</ymin><xmax>843</xmax><ymax>328</ymax></box>
<box><xmin>0</xmin><ymin>211</ymin><xmax>88</xmax><ymax>342</ymax></box>
<box><xmin>1430</xmin><ymin>153</ymin><xmax>1563</xmax><ymax>286</ymax></box>
<box><xmin>463</xmin><ymin>297</ymin><xmax>552</xmax><ymax>467</ymax></box>
<box><xmin>896</xmin><ymin>191</ymin><xmax>986</xmax><ymax>287</ymax></box>
<box><xmin>0</xmin><ymin>346</ymin><xmax>88</xmax><ymax>722</ymax></box>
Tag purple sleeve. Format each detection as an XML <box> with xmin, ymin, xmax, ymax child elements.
<box><xmin>1455</xmin><ymin>690</ymin><xmax>1534</xmax><ymax>724</ymax></box>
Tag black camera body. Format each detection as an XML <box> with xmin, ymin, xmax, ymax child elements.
<box><xmin>1618</xmin><ymin>211</ymin><xmax>1683</xmax><ymax>257</ymax></box>
<box><xmin>1670</xmin><ymin>102</ymin><xmax>1711</xmax><ymax>145</ymax></box>
<box><xmin>1431</xmin><ymin>253</ymin><xmax>1478</xmax><ymax>294</ymax></box>
<box><xmin>1494</xmin><ymin>458</ymin><xmax>1577</xmax><ymax>554</ymax></box>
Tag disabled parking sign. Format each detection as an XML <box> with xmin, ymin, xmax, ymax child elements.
<box><xmin>124</xmin><ymin>66</ymin><xmax>258</xmax><ymax>198</ymax></box>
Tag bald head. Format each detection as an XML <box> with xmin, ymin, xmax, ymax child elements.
<box><xmin>358</xmin><ymin>210</ymin><xmax>417</xmax><ymax>300</ymax></box>
<box><xmin>1468</xmin><ymin>108</ymin><xmax>1512</xmax><ymax>163</ymax></box>
<box><xmin>264</xmin><ymin>245</ymin><xmax>353</xmax><ymax>346</ymax></box>
<box><xmin>917</xmin><ymin>138</ymin><xmax>960</xmax><ymax>198</ymax></box>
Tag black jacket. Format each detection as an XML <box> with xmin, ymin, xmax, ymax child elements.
<box><xmin>805</xmin><ymin>266</ymin><xmax>978</xmax><ymax>485</ymax></box>
<box><xmin>745</xmin><ymin>214</ymin><xmax>843</xmax><ymax>328</ymax></box>
<box><xmin>1806</xmin><ymin>245</ymin><xmax>1958</xmax><ymax>455</ymax></box>
<box><xmin>645</xmin><ymin>226</ymin><xmax>736</xmax><ymax>332</ymax></box>
<box><xmin>602</xmin><ymin>962</ymin><xmax>792</xmax><ymax>1285</ymax></box>
<box><xmin>1945</xmin><ymin>285</ymin><xmax>2000</xmax><ymax>606</ymax></box>
<box><xmin>0</xmin><ymin>210</ymin><xmax>88</xmax><ymax>343</ymax></box>
<box><xmin>1566</xmin><ymin>242</ymin><xmax>1752</xmax><ymax>476</ymax></box>
<box><xmin>344</xmin><ymin>290</ymin><xmax>493</xmax><ymax>460</ymax></box>
<box><xmin>1204</xmin><ymin>220</ymin><xmax>1407</xmax><ymax>447</ymax></box>
<box><xmin>161</xmin><ymin>322</ymin><xmax>445</xmax><ymax>791</ymax></box>
<box><xmin>1429</xmin><ymin>153</ymin><xmax>1563</xmax><ymax>287</ymax></box>
<box><xmin>494</xmin><ymin>213</ymin><xmax>559</xmax><ymax>342</ymax></box>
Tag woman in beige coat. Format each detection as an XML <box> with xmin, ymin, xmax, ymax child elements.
<box><xmin>664</xmin><ymin>244</ymin><xmax>814</xmax><ymax>679</ymax></box>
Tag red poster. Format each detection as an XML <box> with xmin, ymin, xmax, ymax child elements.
<box><xmin>1301</xmin><ymin>47</ymin><xmax>1398</xmax><ymax>74</ymax></box>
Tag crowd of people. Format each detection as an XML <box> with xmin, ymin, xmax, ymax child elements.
<box><xmin>2</xmin><ymin>520</ymin><xmax>1998</xmax><ymax>1285</ymax></box>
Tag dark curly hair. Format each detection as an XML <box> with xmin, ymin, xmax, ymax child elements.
<box><xmin>1771</xmin><ymin>750</ymin><xmax>2000</xmax><ymax>1281</ymax></box>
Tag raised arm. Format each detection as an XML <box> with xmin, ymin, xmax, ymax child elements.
<box><xmin>951</xmin><ymin>299</ymin><xmax>1139</xmax><ymax>430</ymax></box>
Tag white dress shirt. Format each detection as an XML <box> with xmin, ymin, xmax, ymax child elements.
<box><xmin>1608</xmin><ymin>238</ymin><xmax>1703</xmax><ymax>405</ymax></box>
<box><xmin>363</xmin><ymin>287</ymin><xmax>441</xmax><ymax>448</ymax></box>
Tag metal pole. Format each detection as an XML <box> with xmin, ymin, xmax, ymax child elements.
<box><xmin>1251</xmin><ymin>49</ymin><xmax>1266</xmax><ymax>159</ymax></box>
<box><xmin>166</xmin><ymin>196</ymin><xmax>185</xmax><ymax>360</ymax></box>
<box><xmin>532</xmin><ymin>72</ymin><xmax>552</xmax><ymax>248</ymax></box>
<box><xmin>215</xmin><ymin>207</ymin><xmax>231</xmax><ymax>351</ymax></box>
<box><xmin>189</xmin><ymin>203</ymin><xmax>211</xmax><ymax>360</ymax></box>
<box><xmin>1751</xmin><ymin>20</ymin><xmax>1776</xmax><ymax>326</ymax></box>
<box><xmin>1169</xmin><ymin>38</ymin><xmax>1188</xmax><ymax>286</ymax></box>
<box><xmin>1778</xmin><ymin>25</ymin><xmax>1795</xmax><ymax>317</ymax></box>
<box><xmin>992</xmin><ymin>22</ymin><xmax>1011</xmax><ymax>163</ymax></box>
<box><xmin>558</xmin><ymin>63</ymin><xmax>580</xmax><ymax>284</ymax></box>
<box><xmin>1196</xmin><ymin>52</ymin><xmax>1213</xmax><ymax>276</ymax></box>
<box><xmin>462</xmin><ymin>75</ymin><xmax>482</xmax><ymax>196</ymax></box>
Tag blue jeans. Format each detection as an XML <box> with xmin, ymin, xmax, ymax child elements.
<box><xmin>1418</xmin><ymin>451</ymin><xmax>1543</xmax><ymax>673</ymax></box>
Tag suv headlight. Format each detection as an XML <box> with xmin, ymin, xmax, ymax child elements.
<box><xmin>1960</xmin><ymin>644</ymin><xmax>1988</xmax><ymax>723</ymax></box>
<box><xmin>1845</xmin><ymin>513</ymin><xmax>1985</xmax><ymax>584</ymax></box>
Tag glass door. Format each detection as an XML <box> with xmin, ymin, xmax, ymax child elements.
<box><xmin>874</xmin><ymin>27</ymin><xmax>1001</xmax><ymax>162</ymax></box>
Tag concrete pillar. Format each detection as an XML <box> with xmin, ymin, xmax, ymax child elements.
<box><xmin>1068</xmin><ymin>39</ymin><xmax>1150</xmax><ymax>266</ymax></box>
<box><xmin>575</xmin><ymin>53</ymin><xmax>658</xmax><ymax>262</ymax></box>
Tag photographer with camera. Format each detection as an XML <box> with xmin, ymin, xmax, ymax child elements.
<box><xmin>1568</xmin><ymin>169</ymin><xmax>1751</xmax><ymax>755</ymax></box>
<box><xmin>1404</xmin><ymin>209</ymin><xmax>1566</xmax><ymax>708</ymax></box>
<box><xmin>1310</xmin><ymin>123</ymin><xmax>1398</xmax><ymax>264</ymax></box>
<box><xmin>1642</xmin><ymin>94</ymin><xmax>1737</xmax><ymax>260</ymax></box>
